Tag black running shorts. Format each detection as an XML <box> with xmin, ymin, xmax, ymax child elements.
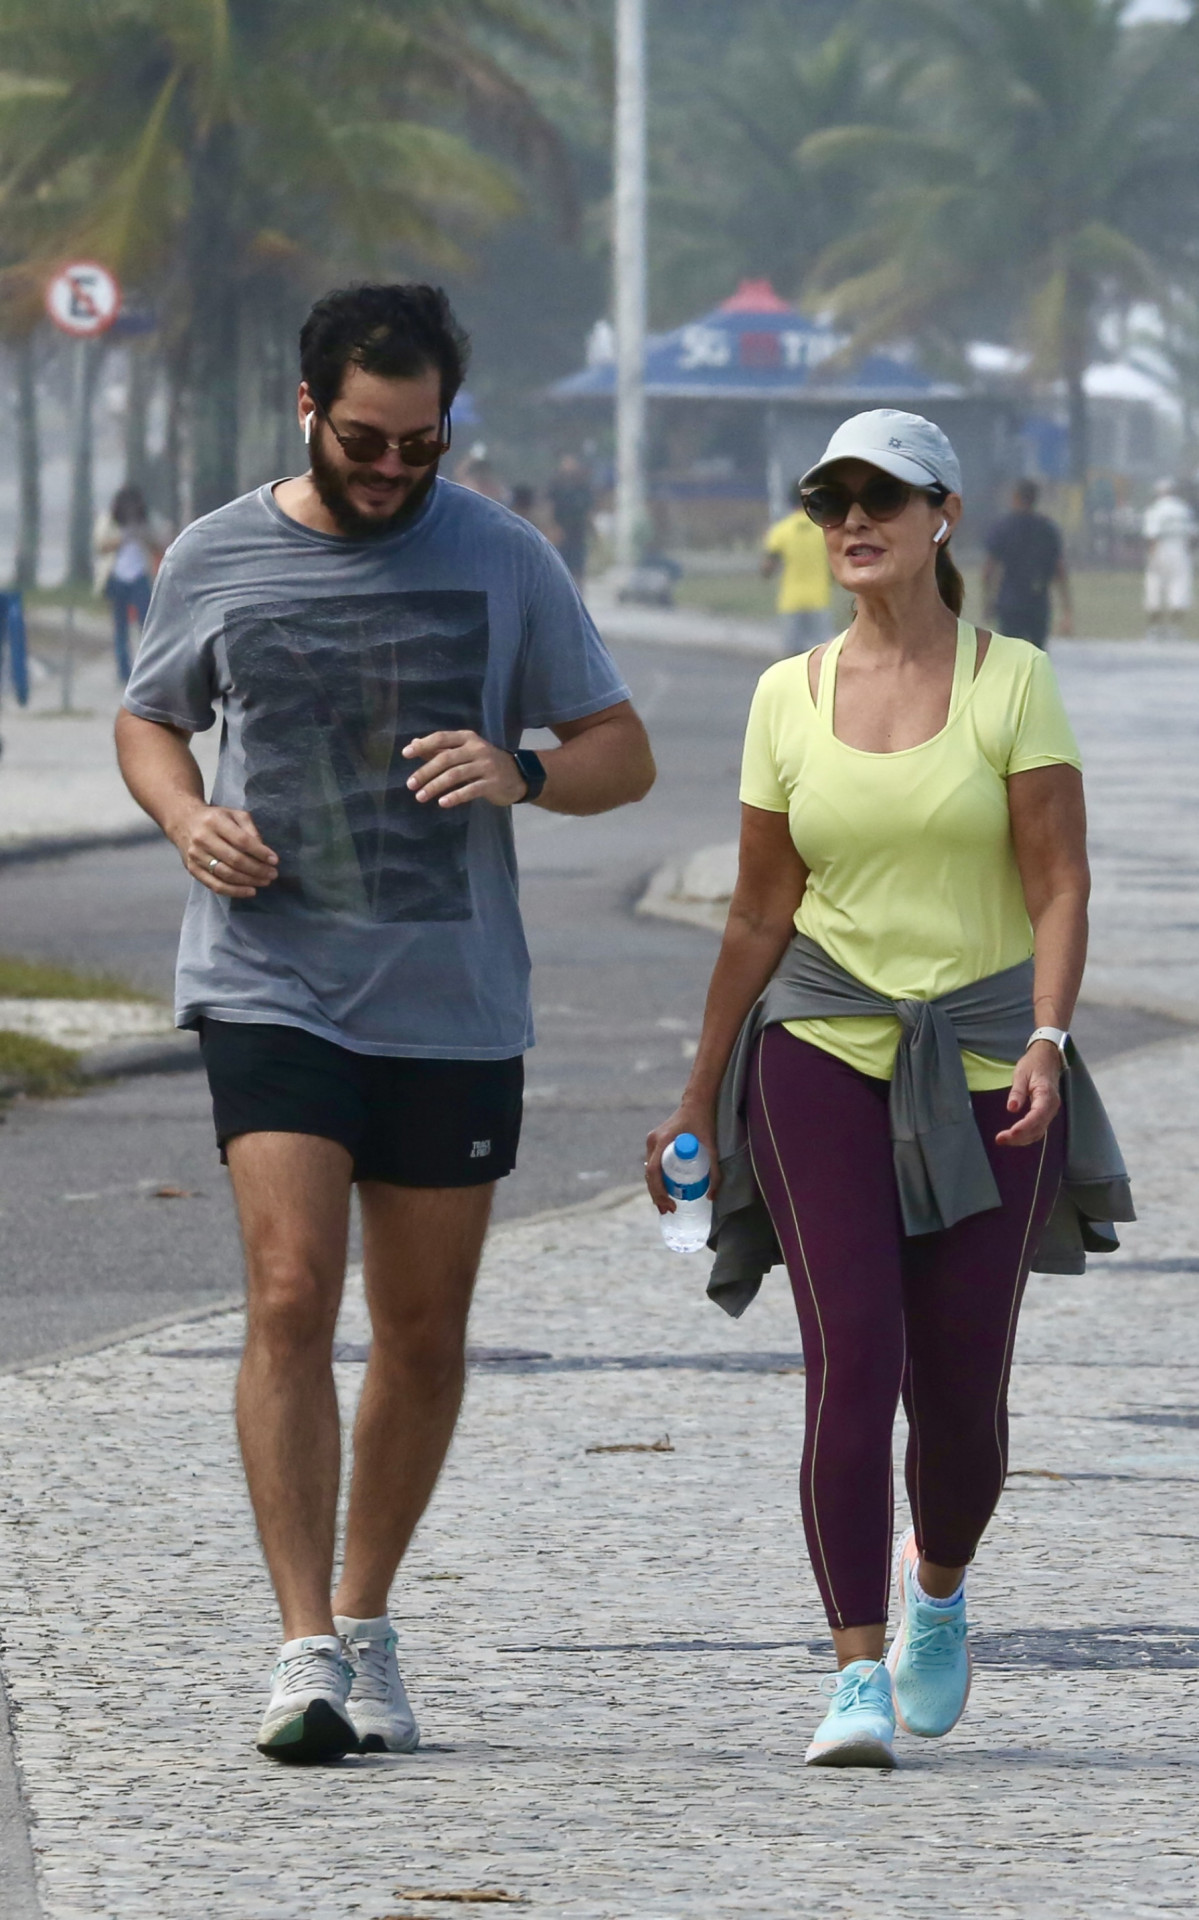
<box><xmin>199</xmin><ymin>1018</ymin><xmax>524</xmax><ymax>1188</ymax></box>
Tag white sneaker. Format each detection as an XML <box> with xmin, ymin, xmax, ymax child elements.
<box><xmin>334</xmin><ymin>1613</ymin><xmax>420</xmax><ymax>1753</ymax></box>
<box><xmin>256</xmin><ymin>1634</ymin><xmax>356</xmax><ymax>1763</ymax></box>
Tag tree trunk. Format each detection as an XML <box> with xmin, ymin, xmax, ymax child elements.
<box><xmin>13</xmin><ymin>331</ymin><xmax>41</xmax><ymax>590</ymax></box>
<box><xmin>188</xmin><ymin>130</ymin><xmax>241</xmax><ymax>515</ymax></box>
<box><xmin>123</xmin><ymin>340</ymin><xmax>152</xmax><ymax>492</ymax></box>
<box><xmin>1063</xmin><ymin>273</ymin><xmax>1090</xmax><ymax>488</ymax></box>
<box><xmin>274</xmin><ymin>317</ymin><xmax>296</xmax><ymax>480</ymax></box>
<box><xmin>67</xmin><ymin>339</ymin><xmax>105</xmax><ymax>588</ymax></box>
<box><xmin>1065</xmin><ymin>360</ymin><xmax>1089</xmax><ymax>488</ymax></box>
<box><xmin>158</xmin><ymin>333</ymin><xmax>189</xmax><ymax>530</ymax></box>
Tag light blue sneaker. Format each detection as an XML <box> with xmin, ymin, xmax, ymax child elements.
<box><xmin>886</xmin><ymin>1529</ymin><xmax>972</xmax><ymax>1737</ymax></box>
<box><xmin>804</xmin><ymin>1658</ymin><xmax>896</xmax><ymax>1767</ymax></box>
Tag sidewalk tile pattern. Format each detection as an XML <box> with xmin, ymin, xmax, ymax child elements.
<box><xmin>0</xmin><ymin>1041</ymin><xmax>1197</xmax><ymax>1917</ymax></box>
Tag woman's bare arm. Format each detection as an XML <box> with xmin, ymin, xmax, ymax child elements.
<box><xmin>998</xmin><ymin>762</ymin><xmax>1089</xmax><ymax>1147</ymax></box>
<box><xmin>645</xmin><ymin>805</ymin><xmax>806</xmax><ymax>1209</ymax></box>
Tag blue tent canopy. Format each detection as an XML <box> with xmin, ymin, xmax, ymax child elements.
<box><xmin>549</xmin><ymin>280</ymin><xmax>959</xmax><ymax>405</ymax></box>
<box><xmin>449</xmin><ymin>388</ymin><xmax>482</xmax><ymax>428</ymax></box>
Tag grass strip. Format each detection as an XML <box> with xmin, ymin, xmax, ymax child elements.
<box><xmin>0</xmin><ymin>953</ymin><xmax>154</xmax><ymax>1002</ymax></box>
<box><xmin>0</xmin><ymin>1031</ymin><xmax>84</xmax><ymax>1097</ymax></box>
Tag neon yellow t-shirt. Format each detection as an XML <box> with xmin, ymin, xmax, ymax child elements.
<box><xmin>738</xmin><ymin>622</ymin><xmax>1083</xmax><ymax>1089</ymax></box>
<box><xmin>763</xmin><ymin>510</ymin><xmax>831</xmax><ymax>613</ymax></box>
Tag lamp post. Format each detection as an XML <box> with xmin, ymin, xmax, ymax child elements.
<box><xmin>614</xmin><ymin>0</ymin><xmax>647</xmax><ymax>573</ymax></box>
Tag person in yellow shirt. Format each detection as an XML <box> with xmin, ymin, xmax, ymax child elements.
<box><xmin>761</xmin><ymin>480</ymin><xmax>833</xmax><ymax>652</ymax></box>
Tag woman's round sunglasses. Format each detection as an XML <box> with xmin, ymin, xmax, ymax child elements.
<box><xmin>801</xmin><ymin>474</ymin><xmax>948</xmax><ymax>529</ymax></box>
<box><xmin>320</xmin><ymin>411</ymin><xmax>452</xmax><ymax>468</ymax></box>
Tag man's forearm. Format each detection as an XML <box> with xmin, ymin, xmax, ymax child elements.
<box><xmin>536</xmin><ymin>713</ymin><xmax>655</xmax><ymax>816</ymax></box>
<box><xmin>116</xmin><ymin>709</ymin><xmax>280</xmax><ymax>898</ymax></box>
<box><xmin>115</xmin><ymin>709</ymin><xmax>204</xmax><ymax>845</ymax></box>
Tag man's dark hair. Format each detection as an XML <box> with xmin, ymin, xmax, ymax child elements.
<box><xmin>300</xmin><ymin>283</ymin><xmax>471</xmax><ymax>417</ymax></box>
<box><xmin>1014</xmin><ymin>477</ymin><xmax>1040</xmax><ymax>509</ymax></box>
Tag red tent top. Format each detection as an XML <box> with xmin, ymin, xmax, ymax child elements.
<box><xmin>718</xmin><ymin>278</ymin><xmax>795</xmax><ymax>315</ymax></box>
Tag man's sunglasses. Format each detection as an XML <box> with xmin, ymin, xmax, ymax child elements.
<box><xmin>321</xmin><ymin>411</ymin><xmax>452</xmax><ymax>468</ymax></box>
<box><xmin>801</xmin><ymin>475</ymin><xmax>948</xmax><ymax>529</ymax></box>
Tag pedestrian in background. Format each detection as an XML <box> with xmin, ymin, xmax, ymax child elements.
<box><xmin>116</xmin><ymin>282</ymin><xmax>654</xmax><ymax>1766</ymax></box>
<box><xmin>1142</xmin><ymin>477</ymin><xmax>1196</xmax><ymax>638</ymax></box>
<box><xmin>547</xmin><ymin>453</ymin><xmax>593</xmax><ymax>584</ymax></box>
<box><xmin>982</xmin><ymin>479</ymin><xmax>1072</xmax><ymax>649</ymax></box>
<box><xmin>511</xmin><ymin>482</ymin><xmax>561</xmax><ymax>544</ymax></box>
<box><xmin>647</xmin><ymin>408</ymin><xmax>1130</xmax><ymax>1770</ymax></box>
<box><xmin>92</xmin><ymin>483</ymin><xmax>166</xmax><ymax>682</ymax></box>
<box><xmin>455</xmin><ymin>440</ymin><xmax>507</xmax><ymax>501</ymax></box>
<box><xmin>761</xmin><ymin>480</ymin><xmax>832</xmax><ymax>653</ymax></box>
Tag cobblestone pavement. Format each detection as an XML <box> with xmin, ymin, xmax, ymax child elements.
<box><xmin>1059</xmin><ymin>642</ymin><xmax>1199</xmax><ymax>1021</ymax></box>
<box><xmin>1</xmin><ymin>1031</ymin><xmax>1197</xmax><ymax>1919</ymax></box>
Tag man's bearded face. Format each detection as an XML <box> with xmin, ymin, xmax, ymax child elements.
<box><xmin>306</xmin><ymin>364</ymin><xmax>443</xmax><ymax>538</ymax></box>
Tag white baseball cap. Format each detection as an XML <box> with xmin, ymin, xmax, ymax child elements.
<box><xmin>801</xmin><ymin>409</ymin><xmax>962</xmax><ymax>496</ymax></box>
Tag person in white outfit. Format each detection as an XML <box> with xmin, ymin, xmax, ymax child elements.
<box><xmin>1143</xmin><ymin>479</ymin><xmax>1196</xmax><ymax>637</ymax></box>
<box><xmin>93</xmin><ymin>485</ymin><xmax>170</xmax><ymax>681</ymax></box>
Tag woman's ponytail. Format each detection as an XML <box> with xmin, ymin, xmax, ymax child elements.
<box><xmin>935</xmin><ymin>539</ymin><xmax>965</xmax><ymax>616</ymax></box>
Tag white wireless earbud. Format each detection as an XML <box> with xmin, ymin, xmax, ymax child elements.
<box><xmin>303</xmin><ymin>413</ymin><xmax>314</xmax><ymax>446</ymax></box>
<box><xmin>934</xmin><ymin>518</ymin><xmax>949</xmax><ymax>543</ymax></box>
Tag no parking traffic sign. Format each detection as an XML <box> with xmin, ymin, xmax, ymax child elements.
<box><xmin>44</xmin><ymin>260</ymin><xmax>122</xmax><ymax>337</ymax></box>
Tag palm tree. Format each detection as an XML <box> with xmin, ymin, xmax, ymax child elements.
<box><xmin>0</xmin><ymin>0</ymin><xmax>576</xmax><ymax>514</ymax></box>
<box><xmin>801</xmin><ymin>0</ymin><xmax>1199</xmax><ymax>480</ymax></box>
<box><xmin>650</xmin><ymin>12</ymin><xmax>913</xmax><ymax>319</ymax></box>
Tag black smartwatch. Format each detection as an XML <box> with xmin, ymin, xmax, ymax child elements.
<box><xmin>512</xmin><ymin>749</ymin><xmax>547</xmax><ymax>803</ymax></box>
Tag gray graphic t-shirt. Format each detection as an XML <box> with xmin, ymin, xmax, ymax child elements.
<box><xmin>123</xmin><ymin>478</ymin><xmax>629</xmax><ymax>1058</ymax></box>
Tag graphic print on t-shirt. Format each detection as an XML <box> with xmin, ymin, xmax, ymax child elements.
<box><xmin>224</xmin><ymin>590</ymin><xmax>488</xmax><ymax>923</ymax></box>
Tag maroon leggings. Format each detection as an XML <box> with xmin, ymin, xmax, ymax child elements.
<box><xmin>746</xmin><ymin>1026</ymin><xmax>1065</xmax><ymax>1630</ymax></box>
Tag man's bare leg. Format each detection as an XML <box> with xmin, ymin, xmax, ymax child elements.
<box><xmin>333</xmin><ymin>1183</ymin><xmax>494</xmax><ymax>1618</ymax></box>
<box><xmin>227</xmin><ymin>1132</ymin><xmax>354</xmax><ymax>1641</ymax></box>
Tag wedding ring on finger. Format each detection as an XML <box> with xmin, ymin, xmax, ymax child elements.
<box><xmin>208</xmin><ymin>856</ymin><xmax>220</xmax><ymax>873</ymax></box>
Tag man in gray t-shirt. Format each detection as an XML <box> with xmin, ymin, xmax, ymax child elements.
<box><xmin>117</xmin><ymin>283</ymin><xmax>654</xmax><ymax>1764</ymax></box>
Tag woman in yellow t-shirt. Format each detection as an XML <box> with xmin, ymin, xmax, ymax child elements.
<box><xmin>647</xmin><ymin>410</ymin><xmax>1090</xmax><ymax>1768</ymax></box>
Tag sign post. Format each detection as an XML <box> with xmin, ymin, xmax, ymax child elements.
<box><xmin>45</xmin><ymin>262</ymin><xmax>124</xmax><ymax>616</ymax></box>
<box><xmin>44</xmin><ymin>261</ymin><xmax>123</xmax><ymax>340</ymax></box>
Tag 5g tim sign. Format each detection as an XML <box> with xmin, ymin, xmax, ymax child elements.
<box><xmin>45</xmin><ymin>261</ymin><xmax>123</xmax><ymax>338</ymax></box>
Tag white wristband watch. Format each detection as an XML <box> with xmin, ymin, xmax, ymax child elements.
<box><xmin>1027</xmin><ymin>1025</ymin><xmax>1070</xmax><ymax>1062</ymax></box>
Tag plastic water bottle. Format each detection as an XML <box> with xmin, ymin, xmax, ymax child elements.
<box><xmin>660</xmin><ymin>1133</ymin><xmax>712</xmax><ymax>1253</ymax></box>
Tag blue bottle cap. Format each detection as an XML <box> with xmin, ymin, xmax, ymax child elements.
<box><xmin>673</xmin><ymin>1133</ymin><xmax>699</xmax><ymax>1160</ymax></box>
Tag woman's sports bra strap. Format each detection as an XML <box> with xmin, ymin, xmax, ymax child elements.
<box><xmin>814</xmin><ymin>632</ymin><xmax>845</xmax><ymax>721</ymax></box>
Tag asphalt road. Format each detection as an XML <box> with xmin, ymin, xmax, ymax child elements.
<box><xmin>0</xmin><ymin>638</ymin><xmax>1188</xmax><ymax>1372</ymax></box>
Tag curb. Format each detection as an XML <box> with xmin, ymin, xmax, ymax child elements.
<box><xmin>0</xmin><ymin>825</ymin><xmax>160</xmax><ymax>868</ymax></box>
<box><xmin>77</xmin><ymin>1030</ymin><xmax>201</xmax><ymax>1080</ymax></box>
<box><xmin>0</xmin><ymin>1664</ymin><xmax>40</xmax><ymax>1920</ymax></box>
<box><xmin>589</xmin><ymin>596</ymin><xmax>781</xmax><ymax>658</ymax></box>
<box><xmin>636</xmin><ymin>843</ymin><xmax>736</xmax><ymax>935</ymax></box>
<box><xmin>2</xmin><ymin>1184</ymin><xmax>646</xmax><ymax>1380</ymax></box>
<box><xmin>0</xmin><ymin>1030</ymin><xmax>200</xmax><ymax>1103</ymax></box>
<box><xmin>491</xmin><ymin>1180</ymin><xmax>644</xmax><ymax>1237</ymax></box>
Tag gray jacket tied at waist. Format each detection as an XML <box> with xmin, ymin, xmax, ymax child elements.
<box><xmin>708</xmin><ymin>933</ymin><xmax>1134</xmax><ymax>1318</ymax></box>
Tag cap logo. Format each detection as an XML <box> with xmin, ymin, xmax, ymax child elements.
<box><xmin>889</xmin><ymin>437</ymin><xmax>903</xmax><ymax>448</ymax></box>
